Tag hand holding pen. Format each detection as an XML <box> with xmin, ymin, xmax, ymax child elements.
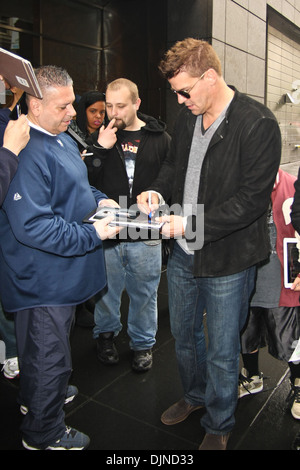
<box><xmin>148</xmin><ymin>191</ymin><xmax>152</xmax><ymax>223</ymax></box>
<box><xmin>137</xmin><ymin>190</ymin><xmax>159</xmax><ymax>218</ymax></box>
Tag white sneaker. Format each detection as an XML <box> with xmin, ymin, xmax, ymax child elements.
<box><xmin>2</xmin><ymin>357</ymin><xmax>19</xmax><ymax>379</ymax></box>
<box><xmin>291</xmin><ymin>378</ymin><xmax>300</xmax><ymax>420</ymax></box>
<box><xmin>238</xmin><ymin>367</ymin><xmax>263</xmax><ymax>398</ymax></box>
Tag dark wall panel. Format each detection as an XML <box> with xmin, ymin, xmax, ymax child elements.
<box><xmin>0</xmin><ymin>0</ymin><xmax>212</xmax><ymax>129</ymax></box>
<box><xmin>165</xmin><ymin>0</ymin><xmax>213</xmax><ymax>131</ymax></box>
<box><xmin>101</xmin><ymin>0</ymin><xmax>167</xmax><ymax>119</ymax></box>
<box><xmin>0</xmin><ymin>0</ymin><xmax>168</xmax><ymax>121</ymax></box>
<box><xmin>167</xmin><ymin>0</ymin><xmax>212</xmax><ymax>43</ymax></box>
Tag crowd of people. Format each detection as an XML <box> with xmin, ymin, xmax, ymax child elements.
<box><xmin>0</xmin><ymin>39</ymin><xmax>299</xmax><ymax>451</ymax></box>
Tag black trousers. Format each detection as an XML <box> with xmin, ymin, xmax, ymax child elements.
<box><xmin>241</xmin><ymin>306</ymin><xmax>300</xmax><ymax>362</ymax></box>
<box><xmin>15</xmin><ymin>306</ymin><xmax>75</xmax><ymax>447</ymax></box>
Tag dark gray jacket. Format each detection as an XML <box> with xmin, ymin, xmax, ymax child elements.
<box><xmin>151</xmin><ymin>88</ymin><xmax>282</xmax><ymax>277</ymax></box>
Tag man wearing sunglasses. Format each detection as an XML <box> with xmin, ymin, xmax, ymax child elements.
<box><xmin>138</xmin><ymin>38</ymin><xmax>281</xmax><ymax>450</ymax></box>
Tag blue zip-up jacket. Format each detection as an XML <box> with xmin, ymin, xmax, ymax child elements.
<box><xmin>0</xmin><ymin>126</ymin><xmax>107</xmax><ymax>311</ymax></box>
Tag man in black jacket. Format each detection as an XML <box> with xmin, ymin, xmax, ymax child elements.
<box><xmin>138</xmin><ymin>39</ymin><xmax>281</xmax><ymax>449</ymax></box>
<box><xmin>86</xmin><ymin>79</ymin><xmax>171</xmax><ymax>372</ymax></box>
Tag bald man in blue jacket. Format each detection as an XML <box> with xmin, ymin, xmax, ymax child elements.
<box><xmin>0</xmin><ymin>66</ymin><xmax>119</xmax><ymax>450</ymax></box>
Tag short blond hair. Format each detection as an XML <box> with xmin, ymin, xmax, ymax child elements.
<box><xmin>106</xmin><ymin>78</ymin><xmax>139</xmax><ymax>103</ymax></box>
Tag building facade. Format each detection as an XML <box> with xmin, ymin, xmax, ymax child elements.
<box><xmin>1</xmin><ymin>0</ymin><xmax>300</xmax><ymax>164</ymax></box>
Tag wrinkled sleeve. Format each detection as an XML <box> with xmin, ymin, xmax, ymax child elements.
<box><xmin>203</xmin><ymin>117</ymin><xmax>281</xmax><ymax>244</ymax></box>
<box><xmin>0</xmin><ymin>147</ymin><xmax>18</xmax><ymax>206</ymax></box>
<box><xmin>3</xmin><ymin>156</ymin><xmax>101</xmax><ymax>257</ymax></box>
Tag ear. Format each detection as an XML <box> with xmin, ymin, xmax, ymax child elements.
<box><xmin>135</xmin><ymin>98</ymin><xmax>141</xmax><ymax>111</ymax></box>
<box><xmin>205</xmin><ymin>68</ymin><xmax>218</xmax><ymax>85</ymax></box>
<box><xmin>28</xmin><ymin>96</ymin><xmax>43</xmax><ymax>117</ymax></box>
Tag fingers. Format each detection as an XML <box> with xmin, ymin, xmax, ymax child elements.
<box><xmin>99</xmin><ymin>118</ymin><xmax>117</xmax><ymax>133</ymax></box>
<box><xmin>3</xmin><ymin>115</ymin><xmax>30</xmax><ymax>155</ymax></box>
<box><xmin>107</xmin><ymin>118</ymin><xmax>117</xmax><ymax>129</ymax></box>
<box><xmin>158</xmin><ymin>215</ymin><xmax>171</xmax><ymax>223</ymax></box>
<box><xmin>137</xmin><ymin>191</ymin><xmax>159</xmax><ymax>215</ymax></box>
<box><xmin>291</xmin><ymin>275</ymin><xmax>300</xmax><ymax>291</ymax></box>
<box><xmin>6</xmin><ymin>114</ymin><xmax>27</xmax><ymax>129</ymax></box>
<box><xmin>93</xmin><ymin>215</ymin><xmax>122</xmax><ymax>240</ymax></box>
<box><xmin>158</xmin><ymin>215</ymin><xmax>185</xmax><ymax>239</ymax></box>
<box><xmin>98</xmin><ymin>198</ymin><xmax>120</xmax><ymax>208</ymax></box>
<box><xmin>98</xmin><ymin>118</ymin><xmax>117</xmax><ymax>148</ymax></box>
<box><xmin>16</xmin><ymin>115</ymin><xmax>30</xmax><ymax>138</ymax></box>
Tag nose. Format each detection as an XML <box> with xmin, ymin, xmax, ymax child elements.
<box><xmin>109</xmin><ymin>106</ymin><xmax>119</xmax><ymax>118</ymax></box>
<box><xmin>67</xmin><ymin>103</ymin><xmax>76</xmax><ymax>117</ymax></box>
<box><xmin>177</xmin><ymin>94</ymin><xmax>187</xmax><ymax>105</ymax></box>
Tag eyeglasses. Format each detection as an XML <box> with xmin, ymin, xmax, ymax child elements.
<box><xmin>172</xmin><ymin>71</ymin><xmax>206</xmax><ymax>99</ymax></box>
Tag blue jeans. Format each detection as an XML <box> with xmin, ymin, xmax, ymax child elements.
<box><xmin>93</xmin><ymin>241</ymin><xmax>161</xmax><ymax>350</ymax></box>
<box><xmin>167</xmin><ymin>243</ymin><xmax>256</xmax><ymax>435</ymax></box>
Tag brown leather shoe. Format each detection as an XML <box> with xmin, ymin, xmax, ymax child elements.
<box><xmin>161</xmin><ymin>398</ymin><xmax>203</xmax><ymax>425</ymax></box>
<box><xmin>199</xmin><ymin>433</ymin><xmax>230</xmax><ymax>450</ymax></box>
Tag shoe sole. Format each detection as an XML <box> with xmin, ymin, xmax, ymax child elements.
<box><xmin>3</xmin><ymin>372</ymin><xmax>19</xmax><ymax>379</ymax></box>
<box><xmin>22</xmin><ymin>440</ymin><xmax>41</xmax><ymax>450</ymax></box>
<box><xmin>22</xmin><ymin>439</ymin><xmax>88</xmax><ymax>451</ymax></box>
<box><xmin>132</xmin><ymin>364</ymin><xmax>152</xmax><ymax>372</ymax></box>
<box><xmin>291</xmin><ymin>408</ymin><xmax>300</xmax><ymax>420</ymax></box>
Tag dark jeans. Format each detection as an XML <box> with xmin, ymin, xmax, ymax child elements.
<box><xmin>15</xmin><ymin>306</ymin><xmax>75</xmax><ymax>447</ymax></box>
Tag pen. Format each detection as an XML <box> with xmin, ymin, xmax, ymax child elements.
<box><xmin>83</xmin><ymin>152</ymin><xmax>93</xmax><ymax>156</ymax></box>
<box><xmin>148</xmin><ymin>191</ymin><xmax>152</xmax><ymax>223</ymax></box>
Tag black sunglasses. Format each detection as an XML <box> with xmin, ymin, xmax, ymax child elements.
<box><xmin>172</xmin><ymin>72</ymin><xmax>206</xmax><ymax>99</ymax></box>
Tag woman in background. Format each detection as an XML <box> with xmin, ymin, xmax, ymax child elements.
<box><xmin>76</xmin><ymin>91</ymin><xmax>106</xmax><ymax>138</ymax></box>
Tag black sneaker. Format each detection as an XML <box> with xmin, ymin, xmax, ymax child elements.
<box><xmin>22</xmin><ymin>426</ymin><xmax>90</xmax><ymax>450</ymax></box>
<box><xmin>97</xmin><ymin>332</ymin><xmax>119</xmax><ymax>364</ymax></box>
<box><xmin>132</xmin><ymin>349</ymin><xmax>152</xmax><ymax>372</ymax></box>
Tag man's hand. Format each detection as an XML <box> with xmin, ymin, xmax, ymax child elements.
<box><xmin>93</xmin><ymin>215</ymin><xmax>122</xmax><ymax>240</ymax></box>
<box><xmin>97</xmin><ymin>119</ymin><xmax>117</xmax><ymax>149</ymax></box>
<box><xmin>137</xmin><ymin>191</ymin><xmax>159</xmax><ymax>215</ymax></box>
<box><xmin>98</xmin><ymin>198</ymin><xmax>120</xmax><ymax>209</ymax></box>
<box><xmin>159</xmin><ymin>215</ymin><xmax>185</xmax><ymax>239</ymax></box>
<box><xmin>291</xmin><ymin>274</ymin><xmax>300</xmax><ymax>291</ymax></box>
